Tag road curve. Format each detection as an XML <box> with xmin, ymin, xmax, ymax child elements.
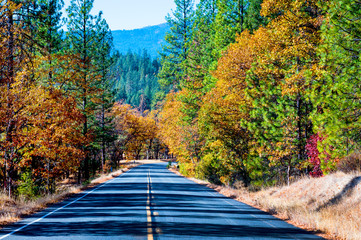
<box><xmin>0</xmin><ymin>163</ymin><xmax>323</xmax><ymax>240</ymax></box>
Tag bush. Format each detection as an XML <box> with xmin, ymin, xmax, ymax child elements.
<box><xmin>337</xmin><ymin>152</ymin><xmax>361</xmax><ymax>173</ymax></box>
<box><xmin>195</xmin><ymin>153</ymin><xmax>229</xmax><ymax>185</ymax></box>
<box><xmin>17</xmin><ymin>171</ymin><xmax>39</xmax><ymax>199</ymax></box>
<box><xmin>179</xmin><ymin>162</ymin><xmax>195</xmax><ymax>177</ymax></box>
<box><xmin>166</xmin><ymin>161</ymin><xmax>172</xmax><ymax>169</ymax></box>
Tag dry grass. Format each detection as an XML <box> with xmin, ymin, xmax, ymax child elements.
<box><xmin>0</xmin><ymin>186</ymin><xmax>82</xmax><ymax>226</ymax></box>
<box><xmin>251</xmin><ymin>172</ymin><xmax>361</xmax><ymax>240</ymax></box>
<box><xmin>169</xmin><ymin>168</ymin><xmax>361</xmax><ymax>240</ymax></box>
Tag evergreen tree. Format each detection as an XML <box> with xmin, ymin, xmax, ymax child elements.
<box><xmin>32</xmin><ymin>0</ymin><xmax>64</xmax><ymax>87</ymax></box>
<box><xmin>311</xmin><ymin>0</ymin><xmax>361</xmax><ymax>161</ymax></box>
<box><xmin>66</xmin><ymin>0</ymin><xmax>113</xmax><ymax>180</ymax></box>
<box><xmin>111</xmin><ymin>51</ymin><xmax>160</xmax><ymax>110</ymax></box>
<box><xmin>244</xmin><ymin>0</ymin><xmax>267</xmax><ymax>32</ymax></box>
<box><xmin>185</xmin><ymin>0</ymin><xmax>218</xmax><ymax>91</ymax></box>
<box><xmin>92</xmin><ymin>14</ymin><xmax>116</xmax><ymax>173</ymax></box>
<box><xmin>27</xmin><ymin>0</ymin><xmax>64</xmax><ymax>55</ymax></box>
<box><xmin>212</xmin><ymin>0</ymin><xmax>248</xmax><ymax>57</ymax></box>
<box><xmin>158</xmin><ymin>0</ymin><xmax>195</xmax><ymax>89</ymax></box>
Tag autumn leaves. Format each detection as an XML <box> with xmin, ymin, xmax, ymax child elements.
<box><xmin>157</xmin><ymin>0</ymin><xmax>361</xmax><ymax>187</ymax></box>
<box><xmin>0</xmin><ymin>0</ymin><xmax>359</xmax><ymax>198</ymax></box>
<box><xmin>0</xmin><ymin>0</ymin><xmax>114</xmax><ymax>197</ymax></box>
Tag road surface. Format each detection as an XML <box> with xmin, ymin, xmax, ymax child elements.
<box><xmin>0</xmin><ymin>163</ymin><xmax>323</xmax><ymax>239</ymax></box>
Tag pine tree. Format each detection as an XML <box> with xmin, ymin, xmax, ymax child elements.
<box><xmin>212</xmin><ymin>0</ymin><xmax>248</xmax><ymax>58</ymax></box>
<box><xmin>32</xmin><ymin>0</ymin><xmax>64</xmax><ymax>87</ymax></box>
<box><xmin>185</xmin><ymin>0</ymin><xmax>218</xmax><ymax>91</ymax></box>
<box><xmin>158</xmin><ymin>0</ymin><xmax>195</xmax><ymax>89</ymax></box>
<box><xmin>93</xmin><ymin>15</ymin><xmax>116</xmax><ymax>173</ymax></box>
<box><xmin>111</xmin><ymin>51</ymin><xmax>160</xmax><ymax>110</ymax></box>
<box><xmin>244</xmin><ymin>0</ymin><xmax>267</xmax><ymax>32</ymax></box>
<box><xmin>66</xmin><ymin>0</ymin><xmax>110</xmax><ymax>180</ymax></box>
<box><xmin>311</xmin><ymin>0</ymin><xmax>361</xmax><ymax>162</ymax></box>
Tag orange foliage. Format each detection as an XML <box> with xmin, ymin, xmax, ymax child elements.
<box><xmin>111</xmin><ymin>103</ymin><xmax>158</xmax><ymax>160</ymax></box>
<box><xmin>0</xmin><ymin>58</ymin><xmax>86</xmax><ymax>185</ymax></box>
<box><xmin>245</xmin><ymin>0</ymin><xmax>322</xmax><ymax>183</ymax></box>
<box><xmin>158</xmin><ymin>90</ymin><xmax>202</xmax><ymax>174</ymax></box>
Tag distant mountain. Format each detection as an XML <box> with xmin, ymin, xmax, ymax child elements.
<box><xmin>112</xmin><ymin>23</ymin><xmax>170</xmax><ymax>58</ymax></box>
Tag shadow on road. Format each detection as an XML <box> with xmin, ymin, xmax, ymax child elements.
<box><xmin>0</xmin><ymin>163</ymin><xmax>323</xmax><ymax>239</ymax></box>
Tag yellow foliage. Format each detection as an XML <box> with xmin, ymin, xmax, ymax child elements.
<box><xmin>112</xmin><ymin>103</ymin><xmax>158</xmax><ymax>160</ymax></box>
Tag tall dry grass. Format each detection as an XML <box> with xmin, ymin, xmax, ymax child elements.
<box><xmin>251</xmin><ymin>172</ymin><xmax>361</xmax><ymax>240</ymax></box>
<box><xmin>0</xmin><ymin>186</ymin><xmax>81</xmax><ymax>226</ymax></box>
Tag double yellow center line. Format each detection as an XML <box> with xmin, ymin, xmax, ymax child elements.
<box><xmin>147</xmin><ymin>170</ymin><xmax>154</xmax><ymax>240</ymax></box>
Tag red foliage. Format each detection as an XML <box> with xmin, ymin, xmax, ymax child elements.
<box><xmin>305</xmin><ymin>133</ymin><xmax>324</xmax><ymax>177</ymax></box>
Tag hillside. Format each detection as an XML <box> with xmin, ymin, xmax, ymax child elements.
<box><xmin>112</xmin><ymin>23</ymin><xmax>169</xmax><ymax>58</ymax></box>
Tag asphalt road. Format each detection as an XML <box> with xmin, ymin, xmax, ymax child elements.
<box><xmin>0</xmin><ymin>163</ymin><xmax>323</xmax><ymax>240</ymax></box>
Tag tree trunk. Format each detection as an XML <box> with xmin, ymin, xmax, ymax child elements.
<box><xmin>287</xmin><ymin>164</ymin><xmax>290</xmax><ymax>186</ymax></box>
<box><xmin>101</xmin><ymin>103</ymin><xmax>105</xmax><ymax>173</ymax></box>
<box><xmin>4</xmin><ymin>5</ymin><xmax>15</xmax><ymax>198</ymax></box>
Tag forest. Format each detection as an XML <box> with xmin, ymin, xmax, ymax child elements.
<box><xmin>0</xmin><ymin>0</ymin><xmax>165</xmax><ymax>198</ymax></box>
<box><xmin>156</xmin><ymin>0</ymin><xmax>361</xmax><ymax>187</ymax></box>
<box><xmin>111</xmin><ymin>51</ymin><xmax>161</xmax><ymax>110</ymax></box>
<box><xmin>0</xmin><ymin>0</ymin><xmax>360</xmax><ymax>199</ymax></box>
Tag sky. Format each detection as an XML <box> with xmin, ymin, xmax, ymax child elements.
<box><xmin>62</xmin><ymin>0</ymin><xmax>180</xmax><ymax>31</ymax></box>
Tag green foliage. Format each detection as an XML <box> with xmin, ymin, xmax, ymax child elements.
<box><xmin>111</xmin><ymin>51</ymin><xmax>160</xmax><ymax>110</ymax></box>
<box><xmin>158</xmin><ymin>0</ymin><xmax>195</xmax><ymax>89</ymax></box>
<box><xmin>212</xmin><ymin>0</ymin><xmax>247</xmax><ymax>58</ymax></box>
<box><xmin>185</xmin><ymin>0</ymin><xmax>218</xmax><ymax>92</ymax></box>
<box><xmin>311</xmin><ymin>0</ymin><xmax>361</xmax><ymax>160</ymax></box>
<box><xmin>244</xmin><ymin>0</ymin><xmax>267</xmax><ymax>32</ymax></box>
<box><xmin>17</xmin><ymin>171</ymin><xmax>39</xmax><ymax>199</ymax></box>
<box><xmin>196</xmin><ymin>151</ymin><xmax>227</xmax><ymax>185</ymax></box>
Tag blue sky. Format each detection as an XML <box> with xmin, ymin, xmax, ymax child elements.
<box><xmin>62</xmin><ymin>0</ymin><xmax>181</xmax><ymax>30</ymax></box>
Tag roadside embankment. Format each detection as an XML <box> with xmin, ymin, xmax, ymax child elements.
<box><xmin>170</xmin><ymin>168</ymin><xmax>361</xmax><ymax>240</ymax></box>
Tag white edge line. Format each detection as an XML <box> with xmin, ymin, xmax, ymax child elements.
<box><xmin>0</xmin><ymin>169</ymin><xmax>133</xmax><ymax>240</ymax></box>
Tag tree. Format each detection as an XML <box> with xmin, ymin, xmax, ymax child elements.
<box><xmin>198</xmin><ymin>30</ymin><xmax>263</xmax><ymax>186</ymax></box>
<box><xmin>212</xmin><ymin>0</ymin><xmax>248</xmax><ymax>58</ymax></box>
<box><xmin>22</xmin><ymin>85</ymin><xmax>85</xmax><ymax>194</ymax></box>
<box><xmin>244</xmin><ymin>0</ymin><xmax>267</xmax><ymax>32</ymax></box>
<box><xmin>0</xmin><ymin>0</ymin><xmax>29</xmax><ymax>196</ymax></box>
<box><xmin>158</xmin><ymin>0</ymin><xmax>195</xmax><ymax>89</ymax></box>
<box><xmin>246</xmin><ymin>0</ymin><xmax>322</xmax><ymax>185</ymax></box>
<box><xmin>92</xmin><ymin>16</ymin><xmax>116</xmax><ymax>173</ymax></box>
<box><xmin>311</xmin><ymin>0</ymin><xmax>361</xmax><ymax>163</ymax></box>
<box><xmin>111</xmin><ymin>103</ymin><xmax>158</xmax><ymax>161</ymax></box>
<box><xmin>185</xmin><ymin>0</ymin><xmax>218</xmax><ymax>92</ymax></box>
<box><xmin>111</xmin><ymin>51</ymin><xmax>160</xmax><ymax>110</ymax></box>
<box><xmin>66</xmin><ymin>0</ymin><xmax>115</xmax><ymax>180</ymax></box>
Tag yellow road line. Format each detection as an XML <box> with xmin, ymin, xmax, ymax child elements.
<box><xmin>147</xmin><ymin>171</ymin><xmax>154</xmax><ymax>240</ymax></box>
